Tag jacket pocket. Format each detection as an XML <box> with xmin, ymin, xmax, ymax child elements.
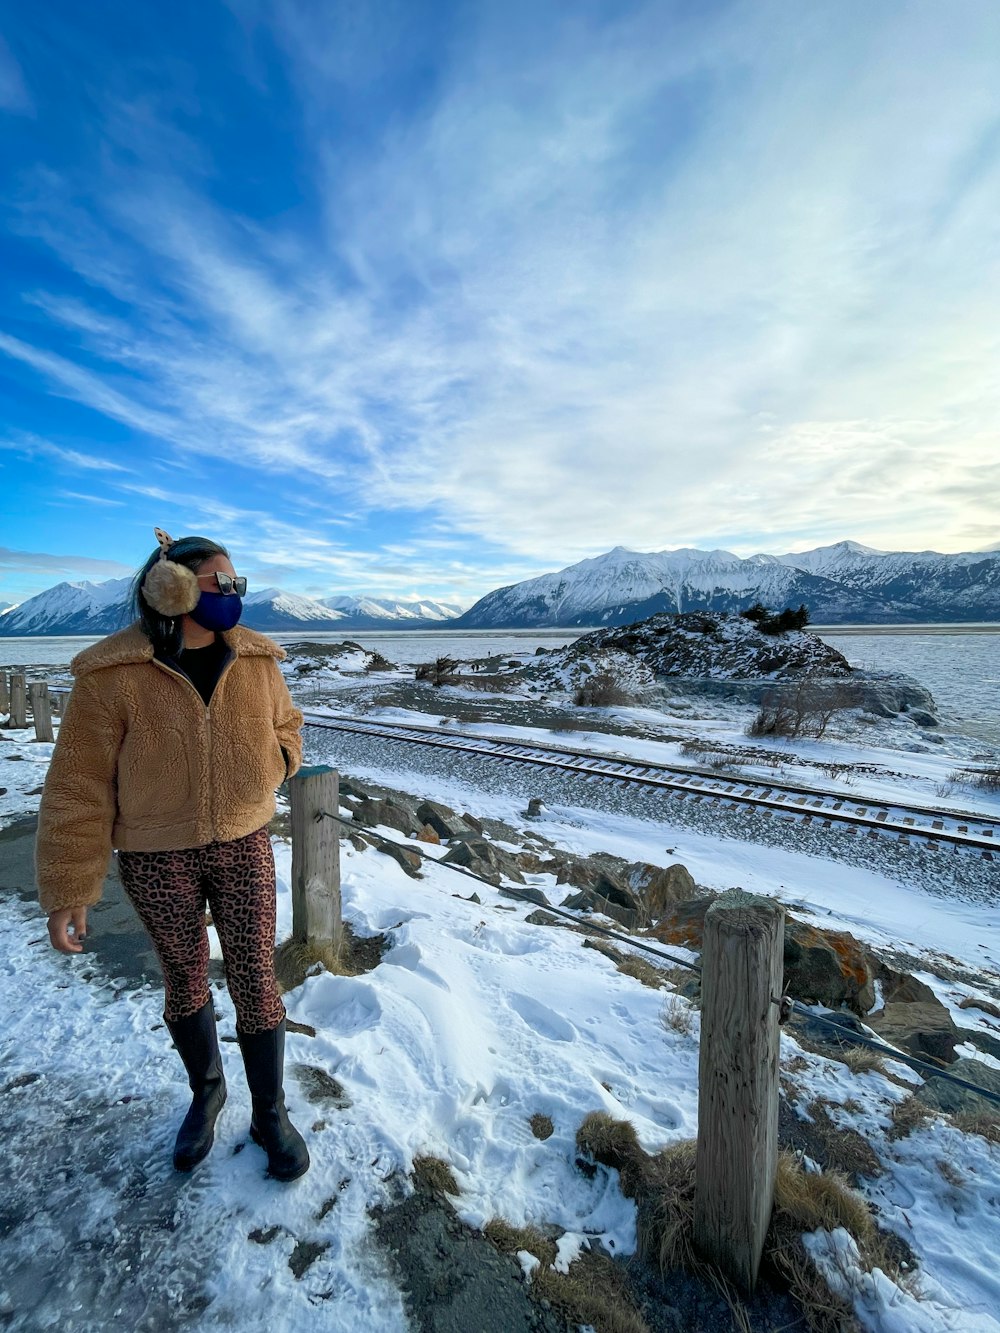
<box><xmin>117</xmin><ymin>727</ymin><xmax>195</xmax><ymax>821</ymax></box>
<box><xmin>223</xmin><ymin>715</ymin><xmax>286</xmax><ymax>803</ymax></box>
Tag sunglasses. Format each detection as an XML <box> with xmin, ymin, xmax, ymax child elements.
<box><xmin>198</xmin><ymin>571</ymin><xmax>247</xmax><ymax>595</ymax></box>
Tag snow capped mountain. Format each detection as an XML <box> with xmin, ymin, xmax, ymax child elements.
<box><xmin>0</xmin><ymin>579</ymin><xmax>465</xmax><ymax>636</ymax></box>
<box><xmin>320</xmin><ymin>595</ymin><xmax>462</xmax><ymax>622</ymax></box>
<box><xmin>0</xmin><ymin>578</ymin><xmax>136</xmax><ymax>636</ymax></box>
<box><xmin>457</xmin><ymin>544</ymin><xmax>1000</xmax><ymax>628</ymax></box>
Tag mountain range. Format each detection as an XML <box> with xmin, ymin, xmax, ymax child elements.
<box><xmin>0</xmin><ymin>580</ymin><xmax>463</xmax><ymax>637</ymax></box>
<box><xmin>2</xmin><ymin>541</ymin><xmax>998</xmax><ymax>635</ymax></box>
<box><xmin>454</xmin><ymin>541</ymin><xmax>1000</xmax><ymax>628</ymax></box>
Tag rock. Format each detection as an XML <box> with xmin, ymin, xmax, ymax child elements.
<box><xmin>525</xmin><ymin>798</ymin><xmax>545</xmax><ymax>818</ymax></box>
<box><xmin>514</xmin><ymin>850</ymin><xmax>560</xmax><ymax>875</ymax></box>
<box><xmin>625</xmin><ymin>861</ymin><xmax>697</xmax><ymax>919</ymax></box>
<box><xmin>560</xmin><ymin>884</ymin><xmax>644</xmax><ymax>931</ymax></box>
<box><xmin>783</xmin><ymin>922</ymin><xmax>876</xmax><ymax>1015</ymax></box>
<box><xmin>524</xmin><ymin>910</ymin><xmax>559</xmax><ymax>926</ymax></box>
<box><xmin>348</xmin><ymin>834</ymin><xmax>369</xmax><ymax>852</ymax></box>
<box><xmin>461</xmin><ymin>812</ymin><xmax>484</xmax><ymax>833</ymax></box>
<box><xmin>958</xmin><ymin>996</ymin><xmax>1000</xmax><ymax>1020</ymax></box>
<box><xmin>880</xmin><ymin>971</ymin><xmax>938</xmax><ymax>1006</ymax></box>
<box><xmin>915</xmin><ymin>1057</ymin><xmax>1000</xmax><ymax>1115</ymax></box>
<box><xmin>417</xmin><ymin>800</ymin><xmax>472</xmax><ymax>840</ymax></box>
<box><xmin>377</xmin><ymin>841</ymin><xmax>424</xmax><ymax>879</ymax></box>
<box><xmin>864</xmin><ymin>699</ymin><xmax>898</xmax><ymax>719</ymax></box>
<box><xmin>909</xmin><ymin>709</ymin><xmax>939</xmax><ymax>728</ymax></box>
<box><xmin>868</xmin><ymin>1000</ymin><xmax>960</xmax><ymax>1065</ymax></box>
<box><xmin>441</xmin><ymin>838</ymin><xmax>525</xmax><ymax>885</ymax></box>
<box><xmin>354</xmin><ymin>798</ymin><xmax>420</xmax><ymax>837</ymax></box>
<box><xmin>416</xmin><ymin>824</ymin><xmax>441</xmax><ymax>844</ymax></box>
<box><xmin>498</xmin><ymin>886</ymin><xmax>552</xmax><ymax>908</ymax></box>
<box><xmin>339</xmin><ymin>777</ymin><xmax>371</xmax><ymax>800</ymax></box>
<box><xmin>794</xmin><ymin>1009</ymin><xmax>872</xmax><ymax>1052</ymax></box>
<box><xmin>648</xmin><ymin>894</ymin><xmax>718</xmax><ymax>949</ymax></box>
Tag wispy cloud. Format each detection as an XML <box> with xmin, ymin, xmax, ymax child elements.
<box><xmin>0</xmin><ymin>35</ymin><xmax>32</xmax><ymax>115</ymax></box>
<box><xmin>0</xmin><ymin>433</ymin><xmax>129</xmax><ymax>472</ymax></box>
<box><xmin>2</xmin><ymin>0</ymin><xmax>999</xmax><ymax>604</ymax></box>
<box><xmin>0</xmin><ymin>545</ymin><xmax>132</xmax><ymax>577</ymax></box>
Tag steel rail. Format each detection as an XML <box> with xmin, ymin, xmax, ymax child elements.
<box><xmin>301</xmin><ymin>711</ymin><xmax>999</xmax><ymax>855</ymax></box>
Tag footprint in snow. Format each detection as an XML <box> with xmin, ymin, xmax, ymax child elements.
<box><xmin>507</xmin><ymin>993</ymin><xmax>577</xmax><ymax>1043</ymax></box>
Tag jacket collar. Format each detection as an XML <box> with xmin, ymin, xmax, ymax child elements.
<box><xmin>70</xmin><ymin>622</ymin><xmax>285</xmax><ymax>678</ymax></box>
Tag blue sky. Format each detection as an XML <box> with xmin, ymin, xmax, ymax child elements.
<box><xmin>1</xmin><ymin>0</ymin><xmax>999</xmax><ymax>607</ymax></box>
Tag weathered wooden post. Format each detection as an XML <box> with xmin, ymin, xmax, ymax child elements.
<box><xmin>9</xmin><ymin>674</ymin><xmax>27</xmax><ymax>729</ymax></box>
<box><xmin>693</xmin><ymin>888</ymin><xmax>785</xmax><ymax>1294</ymax></box>
<box><xmin>28</xmin><ymin>682</ymin><xmax>55</xmax><ymax>743</ymax></box>
<box><xmin>0</xmin><ymin>672</ymin><xmax>9</xmax><ymax>717</ymax></box>
<box><xmin>289</xmin><ymin>765</ymin><xmax>342</xmax><ymax>956</ymax></box>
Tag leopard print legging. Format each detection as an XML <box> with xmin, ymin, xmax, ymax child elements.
<box><xmin>118</xmin><ymin>826</ymin><xmax>285</xmax><ymax>1033</ymax></box>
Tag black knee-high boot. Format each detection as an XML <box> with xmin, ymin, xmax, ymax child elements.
<box><xmin>236</xmin><ymin>1020</ymin><xmax>309</xmax><ymax>1182</ymax></box>
<box><xmin>164</xmin><ymin>998</ymin><xmax>227</xmax><ymax>1172</ymax></box>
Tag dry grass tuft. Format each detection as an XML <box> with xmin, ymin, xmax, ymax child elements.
<box><xmin>616</xmin><ymin>956</ymin><xmax>670</xmax><ymax>990</ymax></box>
<box><xmin>274</xmin><ymin>938</ymin><xmax>345</xmax><ymax>993</ymax></box>
<box><xmin>835</xmin><ymin>1046</ymin><xmax>887</xmax><ymax>1077</ymax></box>
<box><xmin>953</xmin><ymin>1108</ymin><xmax>1000</xmax><ymax>1145</ymax></box>
<box><xmin>483</xmin><ymin>1218</ymin><xmax>559</xmax><ymax>1268</ymax></box>
<box><xmin>532</xmin><ymin>1252</ymin><xmax>650</xmax><ymax>1333</ymax></box>
<box><xmin>578</xmin><ymin>1113</ymin><xmax>892</xmax><ymax>1333</ymax></box>
<box><xmin>530</xmin><ymin>1113</ymin><xmax>554</xmax><ymax>1140</ymax></box>
<box><xmin>412</xmin><ymin>1155</ymin><xmax>461</xmax><ymax>1198</ymax></box>
<box><xmin>773</xmin><ymin>1153</ymin><xmax>875</xmax><ymax>1246</ymax></box>
<box><xmin>802</xmin><ymin>1100</ymin><xmax>883</xmax><ymax>1181</ymax></box>
<box><xmin>660</xmin><ymin>993</ymin><xmax>696</xmax><ymax>1037</ymax></box>
<box><xmin>887</xmin><ymin>1096</ymin><xmax>935</xmax><ymax>1141</ymax></box>
<box><xmin>485</xmin><ymin>1217</ymin><xmax>649</xmax><ymax>1333</ymax></box>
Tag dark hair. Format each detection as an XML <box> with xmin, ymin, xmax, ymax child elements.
<box><xmin>127</xmin><ymin>535</ymin><xmax>230</xmax><ymax>655</ymax></box>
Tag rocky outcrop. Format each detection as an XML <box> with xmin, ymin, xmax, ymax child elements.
<box><xmin>441</xmin><ymin>838</ymin><xmax>525</xmax><ymax>886</ymax></box>
<box><xmin>783</xmin><ymin>923</ymin><xmax>876</xmax><ymax>1015</ymax></box>
<box><xmin>624</xmin><ymin>862</ymin><xmax>697</xmax><ymax>918</ymax></box>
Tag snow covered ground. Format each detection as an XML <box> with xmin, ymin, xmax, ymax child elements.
<box><xmin>2</xmin><ymin>672</ymin><xmax>1000</xmax><ymax>1332</ymax></box>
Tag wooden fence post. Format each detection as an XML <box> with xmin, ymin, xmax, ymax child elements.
<box><xmin>9</xmin><ymin>674</ymin><xmax>27</xmax><ymax>729</ymax></box>
<box><xmin>0</xmin><ymin>672</ymin><xmax>8</xmax><ymax>717</ymax></box>
<box><xmin>28</xmin><ymin>682</ymin><xmax>55</xmax><ymax>743</ymax></box>
<box><xmin>289</xmin><ymin>765</ymin><xmax>342</xmax><ymax>955</ymax></box>
<box><xmin>693</xmin><ymin>888</ymin><xmax>785</xmax><ymax>1295</ymax></box>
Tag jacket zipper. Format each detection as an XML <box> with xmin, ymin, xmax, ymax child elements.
<box><xmin>152</xmin><ymin>646</ymin><xmax>237</xmax><ymax>843</ymax></box>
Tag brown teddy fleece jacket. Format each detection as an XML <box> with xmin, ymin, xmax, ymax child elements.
<box><xmin>35</xmin><ymin>622</ymin><xmax>303</xmax><ymax>915</ymax></box>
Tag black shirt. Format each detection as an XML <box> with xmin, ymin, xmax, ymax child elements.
<box><xmin>174</xmin><ymin>635</ymin><xmax>230</xmax><ymax>707</ymax></box>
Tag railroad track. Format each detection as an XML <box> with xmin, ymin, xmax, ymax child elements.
<box><xmin>301</xmin><ymin>711</ymin><xmax>999</xmax><ymax>857</ymax></box>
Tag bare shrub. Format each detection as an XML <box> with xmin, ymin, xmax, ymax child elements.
<box><xmin>415</xmin><ymin>656</ymin><xmax>459</xmax><ymax>686</ymax></box>
<box><xmin>660</xmin><ymin>993</ymin><xmax>696</xmax><ymax>1037</ymax></box>
<box><xmin>365</xmin><ymin>652</ymin><xmax>394</xmax><ymax>672</ymax></box>
<box><xmin>748</xmin><ymin>681</ymin><xmax>853</xmax><ymax>740</ymax></box>
<box><xmin>575</xmin><ymin>668</ymin><xmax>633</xmax><ymax>708</ymax></box>
<box><xmin>950</xmin><ymin>766</ymin><xmax>1000</xmax><ymax>793</ymax></box>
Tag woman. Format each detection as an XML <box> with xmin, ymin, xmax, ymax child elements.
<box><xmin>35</xmin><ymin>528</ymin><xmax>309</xmax><ymax>1182</ymax></box>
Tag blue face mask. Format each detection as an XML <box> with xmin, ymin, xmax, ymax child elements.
<box><xmin>189</xmin><ymin>591</ymin><xmax>243</xmax><ymax>632</ymax></box>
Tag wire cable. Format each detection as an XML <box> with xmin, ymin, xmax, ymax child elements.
<box><xmin>321</xmin><ymin>809</ymin><xmax>1000</xmax><ymax>1110</ymax></box>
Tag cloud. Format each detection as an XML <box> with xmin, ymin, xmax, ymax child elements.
<box><xmin>0</xmin><ymin>545</ymin><xmax>132</xmax><ymax>577</ymax></box>
<box><xmin>56</xmin><ymin>491</ymin><xmax>126</xmax><ymax>506</ymax></box>
<box><xmin>0</xmin><ymin>36</ymin><xmax>32</xmax><ymax>115</ymax></box>
<box><xmin>2</xmin><ymin>0</ymin><xmax>999</xmax><ymax>582</ymax></box>
<box><xmin>0</xmin><ymin>433</ymin><xmax>129</xmax><ymax>472</ymax></box>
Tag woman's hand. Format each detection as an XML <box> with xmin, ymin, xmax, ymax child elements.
<box><xmin>47</xmin><ymin>906</ymin><xmax>88</xmax><ymax>954</ymax></box>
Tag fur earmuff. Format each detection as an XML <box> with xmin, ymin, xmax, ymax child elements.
<box><xmin>142</xmin><ymin>527</ymin><xmax>200</xmax><ymax>617</ymax></box>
